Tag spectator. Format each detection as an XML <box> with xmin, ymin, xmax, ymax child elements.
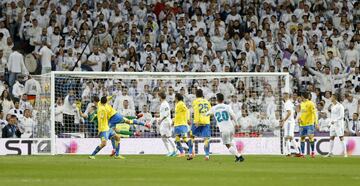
<box><xmin>8</xmin><ymin>98</ymin><xmax>23</xmax><ymax>120</ymax></box>
<box><xmin>36</xmin><ymin>41</ymin><xmax>54</xmax><ymax>74</ymax></box>
<box><xmin>1</xmin><ymin>90</ymin><xmax>14</xmax><ymax>120</ymax></box>
<box><xmin>23</xmin><ymin>75</ymin><xmax>41</xmax><ymax>106</ymax></box>
<box><xmin>12</xmin><ymin>76</ymin><xmax>25</xmax><ymax>99</ymax></box>
<box><xmin>20</xmin><ymin>109</ymin><xmax>36</xmax><ymax>138</ymax></box>
<box><xmin>7</xmin><ymin>47</ymin><xmax>28</xmax><ymax>87</ymax></box>
<box><xmin>2</xmin><ymin>114</ymin><xmax>22</xmax><ymax>138</ymax></box>
<box><xmin>55</xmin><ymin>97</ymin><xmax>64</xmax><ymax>136</ymax></box>
<box><xmin>62</xmin><ymin>90</ymin><xmax>77</xmax><ymax>133</ymax></box>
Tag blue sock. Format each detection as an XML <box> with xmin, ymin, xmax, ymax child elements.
<box><xmin>300</xmin><ymin>141</ymin><xmax>305</xmax><ymax>154</ymax></box>
<box><xmin>310</xmin><ymin>141</ymin><xmax>315</xmax><ymax>152</ymax></box>
<box><xmin>176</xmin><ymin>141</ymin><xmax>184</xmax><ymax>153</ymax></box>
<box><xmin>91</xmin><ymin>146</ymin><xmax>102</xmax><ymax>156</ymax></box>
<box><xmin>115</xmin><ymin>142</ymin><xmax>120</xmax><ymax>156</ymax></box>
<box><xmin>187</xmin><ymin>140</ymin><xmax>193</xmax><ymax>155</ymax></box>
<box><xmin>133</xmin><ymin>119</ymin><xmax>145</xmax><ymax>126</ymax></box>
<box><xmin>204</xmin><ymin>139</ymin><xmax>210</xmax><ymax>156</ymax></box>
<box><xmin>111</xmin><ymin>138</ymin><xmax>116</xmax><ymax>150</ymax></box>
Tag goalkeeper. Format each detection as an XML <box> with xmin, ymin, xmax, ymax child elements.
<box><xmin>88</xmin><ymin>106</ymin><xmax>142</xmax><ymax>138</ymax></box>
<box><xmin>89</xmin><ymin>96</ymin><xmax>151</xmax><ymax>157</ymax></box>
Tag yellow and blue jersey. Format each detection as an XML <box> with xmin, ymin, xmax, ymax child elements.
<box><xmin>105</xmin><ymin>104</ymin><xmax>117</xmax><ymax>119</ymax></box>
<box><xmin>192</xmin><ymin>98</ymin><xmax>211</xmax><ymax>125</ymax></box>
<box><xmin>299</xmin><ymin>100</ymin><xmax>318</xmax><ymax>126</ymax></box>
<box><xmin>174</xmin><ymin>101</ymin><xmax>188</xmax><ymax>127</ymax></box>
<box><xmin>97</xmin><ymin>104</ymin><xmax>110</xmax><ymax>133</ymax></box>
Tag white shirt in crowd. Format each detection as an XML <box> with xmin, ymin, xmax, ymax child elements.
<box><xmin>38</xmin><ymin>45</ymin><xmax>53</xmax><ymax>68</ymax></box>
<box><xmin>24</xmin><ymin>78</ymin><xmax>41</xmax><ymax>96</ymax></box>
<box><xmin>62</xmin><ymin>95</ymin><xmax>76</xmax><ymax>116</ymax></box>
<box><xmin>55</xmin><ymin>103</ymin><xmax>64</xmax><ymax>123</ymax></box>
<box><xmin>7</xmin><ymin>51</ymin><xmax>29</xmax><ymax>74</ymax></box>
<box><xmin>12</xmin><ymin>81</ymin><xmax>25</xmax><ymax>98</ymax></box>
<box><xmin>20</xmin><ymin>116</ymin><xmax>36</xmax><ymax>138</ymax></box>
<box><xmin>119</xmin><ymin>107</ymin><xmax>136</xmax><ymax>117</ymax></box>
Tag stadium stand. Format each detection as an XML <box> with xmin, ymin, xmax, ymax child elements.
<box><xmin>0</xmin><ymin>0</ymin><xmax>360</xmax><ymax>138</ymax></box>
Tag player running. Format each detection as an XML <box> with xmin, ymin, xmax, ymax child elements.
<box><xmin>206</xmin><ymin>93</ymin><xmax>244</xmax><ymax>163</ymax></box>
<box><xmin>191</xmin><ymin>89</ymin><xmax>212</xmax><ymax>160</ymax></box>
<box><xmin>89</xmin><ymin>97</ymin><xmax>121</xmax><ymax>159</ymax></box>
<box><xmin>280</xmin><ymin>92</ymin><xmax>300</xmax><ymax>157</ymax></box>
<box><xmin>158</xmin><ymin>91</ymin><xmax>176</xmax><ymax>157</ymax></box>
<box><xmin>298</xmin><ymin>92</ymin><xmax>318</xmax><ymax>158</ymax></box>
<box><xmin>173</xmin><ymin>93</ymin><xmax>194</xmax><ymax>160</ymax></box>
<box><xmin>325</xmin><ymin>94</ymin><xmax>347</xmax><ymax>157</ymax></box>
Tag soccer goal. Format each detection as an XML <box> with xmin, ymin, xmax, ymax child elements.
<box><xmin>45</xmin><ymin>72</ymin><xmax>290</xmax><ymax>155</ymax></box>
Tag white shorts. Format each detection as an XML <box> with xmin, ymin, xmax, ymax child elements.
<box><xmin>330</xmin><ymin>125</ymin><xmax>344</xmax><ymax>137</ymax></box>
<box><xmin>284</xmin><ymin>121</ymin><xmax>295</xmax><ymax>137</ymax></box>
<box><xmin>221</xmin><ymin>130</ymin><xmax>234</xmax><ymax>145</ymax></box>
<box><xmin>160</xmin><ymin>122</ymin><xmax>172</xmax><ymax>137</ymax></box>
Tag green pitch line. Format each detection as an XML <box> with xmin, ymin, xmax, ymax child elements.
<box><xmin>0</xmin><ymin>155</ymin><xmax>359</xmax><ymax>186</ymax></box>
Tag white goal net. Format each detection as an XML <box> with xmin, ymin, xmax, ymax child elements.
<box><xmin>48</xmin><ymin>72</ymin><xmax>289</xmax><ymax>155</ymax></box>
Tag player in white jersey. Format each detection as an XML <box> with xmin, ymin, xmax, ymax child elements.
<box><xmin>325</xmin><ymin>94</ymin><xmax>347</xmax><ymax>157</ymax></box>
<box><xmin>280</xmin><ymin>93</ymin><xmax>300</xmax><ymax>156</ymax></box>
<box><xmin>206</xmin><ymin>93</ymin><xmax>244</xmax><ymax>162</ymax></box>
<box><xmin>158</xmin><ymin>91</ymin><xmax>177</xmax><ymax>157</ymax></box>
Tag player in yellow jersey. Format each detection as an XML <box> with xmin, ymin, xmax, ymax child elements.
<box><xmin>298</xmin><ymin>92</ymin><xmax>318</xmax><ymax>158</ymax></box>
<box><xmin>191</xmin><ymin>89</ymin><xmax>212</xmax><ymax>160</ymax></box>
<box><xmin>89</xmin><ymin>97</ymin><xmax>121</xmax><ymax>159</ymax></box>
<box><xmin>173</xmin><ymin>93</ymin><xmax>194</xmax><ymax>160</ymax></box>
<box><xmin>101</xmin><ymin>96</ymin><xmax>151</xmax><ymax>157</ymax></box>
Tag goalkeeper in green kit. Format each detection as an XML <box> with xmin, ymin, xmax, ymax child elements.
<box><xmin>87</xmin><ymin>104</ymin><xmax>144</xmax><ymax>157</ymax></box>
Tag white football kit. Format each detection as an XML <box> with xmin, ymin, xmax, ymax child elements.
<box><xmin>159</xmin><ymin>100</ymin><xmax>173</xmax><ymax>137</ymax></box>
<box><xmin>329</xmin><ymin>102</ymin><xmax>345</xmax><ymax>137</ymax></box>
<box><xmin>283</xmin><ymin>100</ymin><xmax>296</xmax><ymax>137</ymax></box>
<box><xmin>207</xmin><ymin>103</ymin><xmax>237</xmax><ymax>145</ymax></box>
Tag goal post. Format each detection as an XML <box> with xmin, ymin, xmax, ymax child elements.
<box><xmin>49</xmin><ymin>71</ymin><xmax>290</xmax><ymax>155</ymax></box>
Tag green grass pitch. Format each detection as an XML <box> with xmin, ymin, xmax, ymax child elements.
<box><xmin>0</xmin><ymin>155</ymin><xmax>359</xmax><ymax>186</ymax></box>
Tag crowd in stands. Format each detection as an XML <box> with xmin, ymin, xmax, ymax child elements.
<box><xmin>1</xmin><ymin>0</ymin><xmax>360</xmax><ymax>138</ymax></box>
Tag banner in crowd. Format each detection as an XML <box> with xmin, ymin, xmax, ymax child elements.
<box><xmin>1</xmin><ymin>137</ymin><xmax>359</xmax><ymax>155</ymax></box>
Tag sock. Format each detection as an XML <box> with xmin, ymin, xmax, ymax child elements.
<box><xmin>111</xmin><ymin>138</ymin><xmax>116</xmax><ymax>150</ymax></box>
<box><xmin>300</xmin><ymin>141</ymin><xmax>305</xmax><ymax>154</ymax></box>
<box><xmin>132</xmin><ymin>119</ymin><xmax>145</xmax><ymax>126</ymax></box>
<box><xmin>286</xmin><ymin>140</ymin><xmax>291</xmax><ymax>155</ymax></box>
<box><xmin>310</xmin><ymin>141</ymin><xmax>315</xmax><ymax>152</ymax></box>
<box><xmin>329</xmin><ymin>140</ymin><xmax>334</xmax><ymax>154</ymax></box>
<box><xmin>342</xmin><ymin>140</ymin><xmax>347</xmax><ymax>155</ymax></box>
<box><xmin>175</xmin><ymin>136</ymin><xmax>183</xmax><ymax>153</ymax></box>
<box><xmin>291</xmin><ymin>140</ymin><xmax>299</xmax><ymax>154</ymax></box>
<box><xmin>204</xmin><ymin>138</ymin><xmax>210</xmax><ymax>156</ymax></box>
<box><xmin>168</xmin><ymin>138</ymin><xmax>176</xmax><ymax>152</ymax></box>
<box><xmin>115</xmin><ymin>141</ymin><xmax>120</xmax><ymax>156</ymax></box>
<box><xmin>185</xmin><ymin>137</ymin><xmax>193</xmax><ymax>155</ymax></box>
<box><xmin>229</xmin><ymin>145</ymin><xmax>240</xmax><ymax>157</ymax></box>
<box><xmin>162</xmin><ymin>137</ymin><xmax>171</xmax><ymax>153</ymax></box>
<box><xmin>91</xmin><ymin>146</ymin><xmax>102</xmax><ymax>156</ymax></box>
